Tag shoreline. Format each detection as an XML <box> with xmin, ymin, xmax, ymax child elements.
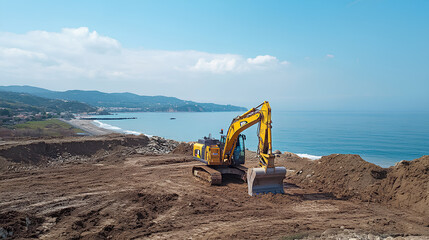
<box><xmin>65</xmin><ymin>118</ymin><xmax>325</xmax><ymax>162</ymax></box>
<box><xmin>61</xmin><ymin>118</ymin><xmax>117</xmax><ymax>136</ymax></box>
<box><xmin>63</xmin><ymin>117</ymin><xmax>421</xmax><ymax>168</ymax></box>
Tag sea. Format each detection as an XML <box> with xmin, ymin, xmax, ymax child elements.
<box><xmin>92</xmin><ymin>111</ymin><xmax>429</xmax><ymax>168</ymax></box>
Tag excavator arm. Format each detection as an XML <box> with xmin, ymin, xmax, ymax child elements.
<box><xmin>222</xmin><ymin>101</ymin><xmax>274</xmax><ymax>168</ymax></box>
<box><xmin>221</xmin><ymin>104</ymin><xmax>262</xmax><ymax>164</ymax></box>
<box><xmin>256</xmin><ymin>101</ymin><xmax>275</xmax><ymax>169</ymax></box>
<box><xmin>222</xmin><ymin>101</ymin><xmax>286</xmax><ymax>196</ymax></box>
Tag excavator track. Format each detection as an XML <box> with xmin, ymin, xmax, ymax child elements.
<box><xmin>192</xmin><ymin>165</ymin><xmax>222</xmax><ymax>185</ymax></box>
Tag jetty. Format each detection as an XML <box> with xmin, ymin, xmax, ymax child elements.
<box><xmin>79</xmin><ymin>117</ymin><xmax>137</xmax><ymax>120</ymax></box>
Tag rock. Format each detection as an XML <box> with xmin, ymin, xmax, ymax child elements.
<box><xmin>321</xmin><ymin>228</ymin><xmax>337</xmax><ymax>236</ymax></box>
<box><xmin>395</xmin><ymin>160</ymin><xmax>410</xmax><ymax>167</ymax></box>
<box><xmin>370</xmin><ymin>169</ymin><xmax>387</xmax><ymax>179</ymax></box>
<box><xmin>0</xmin><ymin>227</ymin><xmax>12</xmax><ymax>239</ymax></box>
<box><xmin>274</xmin><ymin>150</ymin><xmax>282</xmax><ymax>154</ymax></box>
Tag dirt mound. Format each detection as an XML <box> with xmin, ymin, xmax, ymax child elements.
<box><xmin>135</xmin><ymin>136</ymin><xmax>178</xmax><ymax>155</ymax></box>
<box><xmin>370</xmin><ymin>156</ymin><xmax>429</xmax><ymax>215</ymax></box>
<box><xmin>0</xmin><ymin>135</ymin><xmax>181</xmax><ymax>171</ymax></box>
<box><xmin>0</xmin><ymin>135</ymin><xmax>149</xmax><ymax>165</ymax></box>
<box><xmin>292</xmin><ymin>154</ymin><xmax>386</xmax><ymax>199</ymax></box>
<box><xmin>172</xmin><ymin>142</ymin><xmax>193</xmax><ymax>155</ymax></box>
<box><xmin>291</xmin><ymin>154</ymin><xmax>429</xmax><ymax>215</ymax></box>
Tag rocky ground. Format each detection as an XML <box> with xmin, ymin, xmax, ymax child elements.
<box><xmin>0</xmin><ymin>134</ymin><xmax>428</xmax><ymax>239</ymax></box>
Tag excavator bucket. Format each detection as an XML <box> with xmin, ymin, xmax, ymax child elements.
<box><xmin>247</xmin><ymin>167</ymin><xmax>286</xmax><ymax>196</ymax></box>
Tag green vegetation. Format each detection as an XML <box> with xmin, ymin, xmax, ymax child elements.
<box><xmin>15</xmin><ymin>119</ymin><xmax>84</xmax><ymax>133</ymax></box>
<box><xmin>0</xmin><ymin>90</ymin><xmax>98</xmax><ymax>125</ymax></box>
<box><xmin>0</xmin><ymin>90</ymin><xmax>96</xmax><ymax>114</ymax></box>
<box><xmin>0</xmin><ymin>85</ymin><xmax>247</xmax><ymax>112</ymax></box>
<box><xmin>0</xmin><ymin>119</ymin><xmax>85</xmax><ymax>139</ymax></box>
<box><xmin>0</xmin><ymin>108</ymin><xmax>11</xmax><ymax>116</ymax></box>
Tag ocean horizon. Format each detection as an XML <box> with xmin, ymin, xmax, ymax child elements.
<box><xmin>91</xmin><ymin>111</ymin><xmax>429</xmax><ymax>168</ymax></box>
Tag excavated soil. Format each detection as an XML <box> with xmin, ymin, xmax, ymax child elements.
<box><xmin>0</xmin><ymin>135</ymin><xmax>428</xmax><ymax>239</ymax></box>
<box><xmin>171</xmin><ymin>142</ymin><xmax>193</xmax><ymax>155</ymax></box>
<box><xmin>290</xmin><ymin>154</ymin><xmax>429</xmax><ymax>215</ymax></box>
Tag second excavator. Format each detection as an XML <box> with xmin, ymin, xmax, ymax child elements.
<box><xmin>192</xmin><ymin>101</ymin><xmax>286</xmax><ymax>196</ymax></box>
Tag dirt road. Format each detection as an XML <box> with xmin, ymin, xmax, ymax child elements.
<box><xmin>0</xmin><ymin>136</ymin><xmax>428</xmax><ymax>239</ymax></box>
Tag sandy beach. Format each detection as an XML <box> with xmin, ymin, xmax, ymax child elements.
<box><xmin>61</xmin><ymin>118</ymin><xmax>116</xmax><ymax>136</ymax></box>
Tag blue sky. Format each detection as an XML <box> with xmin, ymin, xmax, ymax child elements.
<box><xmin>0</xmin><ymin>0</ymin><xmax>428</xmax><ymax>110</ymax></box>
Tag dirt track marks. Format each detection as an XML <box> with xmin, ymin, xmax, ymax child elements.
<box><xmin>1</xmin><ymin>154</ymin><xmax>428</xmax><ymax>239</ymax></box>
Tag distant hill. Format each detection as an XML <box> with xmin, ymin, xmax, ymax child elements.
<box><xmin>0</xmin><ymin>85</ymin><xmax>52</xmax><ymax>94</ymax></box>
<box><xmin>0</xmin><ymin>85</ymin><xmax>247</xmax><ymax>112</ymax></box>
<box><xmin>0</xmin><ymin>91</ymin><xmax>96</xmax><ymax>114</ymax></box>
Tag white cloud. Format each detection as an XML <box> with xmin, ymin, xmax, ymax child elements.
<box><xmin>326</xmin><ymin>54</ymin><xmax>335</xmax><ymax>58</ymax></box>
<box><xmin>190</xmin><ymin>57</ymin><xmax>239</xmax><ymax>73</ymax></box>
<box><xmin>0</xmin><ymin>27</ymin><xmax>288</xmax><ymax>79</ymax></box>
<box><xmin>189</xmin><ymin>54</ymin><xmax>288</xmax><ymax>73</ymax></box>
<box><xmin>247</xmin><ymin>55</ymin><xmax>277</xmax><ymax>64</ymax></box>
<box><xmin>0</xmin><ymin>47</ymin><xmax>45</xmax><ymax>59</ymax></box>
<box><xmin>0</xmin><ymin>27</ymin><xmax>293</xmax><ymax>106</ymax></box>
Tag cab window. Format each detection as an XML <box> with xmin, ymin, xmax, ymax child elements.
<box><xmin>194</xmin><ymin>149</ymin><xmax>200</xmax><ymax>157</ymax></box>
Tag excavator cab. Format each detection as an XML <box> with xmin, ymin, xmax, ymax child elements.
<box><xmin>233</xmin><ymin>134</ymin><xmax>246</xmax><ymax>165</ymax></box>
<box><xmin>220</xmin><ymin>134</ymin><xmax>246</xmax><ymax>165</ymax></box>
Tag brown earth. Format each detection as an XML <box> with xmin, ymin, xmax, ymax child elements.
<box><xmin>290</xmin><ymin>154</ymin><xmax>429</xmax><ymax>215</ymax></box>
<box><xmin>0</xmin><ymin>135</ymin><xmax>428</xmax><ymax>239</ymax></box>
<box><xmin>171</xmin><ymin>142</ymin><xmax>193</xmax><ymax>155</ymax></box>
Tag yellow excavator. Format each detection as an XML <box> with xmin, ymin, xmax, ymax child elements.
<box><xmin>192</xmin><ymin>101</ymin><xmax>286</xmax><ymax>196</ymax></box>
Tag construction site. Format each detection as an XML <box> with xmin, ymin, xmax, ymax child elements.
<box><xmin>0</xmin><ymin>133</ymin><xmax>428</xmax><ymax>239</ymax></box>
<box><xmin>2</xmin><ymin>0</ymin><xmax>428</xmax><ymax>238</ymax></box>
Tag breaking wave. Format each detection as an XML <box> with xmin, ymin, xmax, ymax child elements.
<box><xmin>124</xmin><ymin>130</ymin><xmax>144</xmax><ymax>136</ymax></box>
<box><xmin>93</xmin><ymin>120</ymin><xmax>121</xmax><ymax>130</ymax></box>
<box><xmin>296</xmin><ymin>153</ymin><xmax>322</xmax><ymax>160</ymax></box>
<box><xmin>93</xmin><ymin>120</ymin><xmax>148</xmax><ymax>136</ymax></box>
